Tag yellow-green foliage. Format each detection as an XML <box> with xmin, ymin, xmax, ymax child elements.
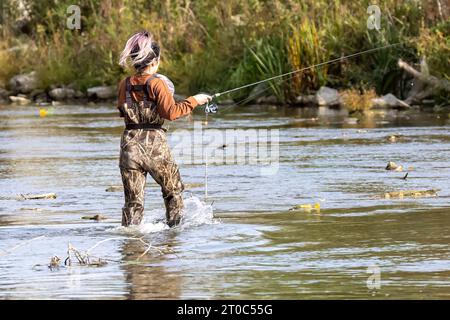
<box><xmin>0</xmin><ymin>37</ymin><xmax>32</xmax><ymax>87</ymax></box>
<box><xmin>0</xmin><ymin>0</ymin><xmax>448</xmax><ymax>101</ymax></box>
<box><xmin>416</xmin><ymin>22</ymin><xmax>450</xmax><ymax>81</ymax></box>
<box><xmin>340</xmin><ymin>88</ymin><xmax>378</xmax><ymax>113</ymax></box>
<box><xmin>287</xmin><ymin>18</ymin><xmax>328</xmax><ymax>93</ymax></box>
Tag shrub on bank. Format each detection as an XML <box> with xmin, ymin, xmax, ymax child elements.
<box><xmin>0</xmin><ymin>0</ymin><xmax>448</xmax><ymax>104</ymax></box>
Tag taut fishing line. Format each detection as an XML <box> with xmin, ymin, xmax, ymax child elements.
<box><xmin>202</xmin><ymin>42</ymin><xmax>403</xmax><ymax>200</ymax></box>
<box><xmin>204</xmin><ymin>42</ymin><xmax>403</xmax><ymax>111</ymax></box>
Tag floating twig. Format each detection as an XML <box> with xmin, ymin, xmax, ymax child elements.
<box><xmin>81</xmin><ymin>214</ymin><xmax>107</xmax><ymax>221</ymax></box>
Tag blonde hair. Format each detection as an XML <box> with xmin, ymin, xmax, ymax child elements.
<box><xmin>119</xmin><ymin>31</ymin><xmax>160</xmax><ymax>71</ymax></box>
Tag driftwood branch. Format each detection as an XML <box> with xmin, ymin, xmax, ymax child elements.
<box><xmin>398</xmin><ymin>59</ymin><xmax>450</xmax><ymax>92</ymax></box>
<box><xmin>18</xmin><ymin>193</ymin><xmax>57</xmax><ymax>200</ymax></box>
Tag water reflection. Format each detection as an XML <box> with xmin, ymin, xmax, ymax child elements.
<box><xmin>120</xmin><ymin>234</ymin><xmax>181</xmax><ymax>300</ymax></box>
<box><xmin>0</xmin><ymin>103</ymin><xmax>449</xmax><ymax>299</ymax></box>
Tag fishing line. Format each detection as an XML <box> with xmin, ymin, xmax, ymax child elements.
<box><xmin>204</xmin><ymin>111</ymin><xmax>209</xmax><ymax>200</ymax></box>
<box><xmin>209</xmin><ymin>42</ymin><xmax>403</xmax><ymax>105</ymax></box>
<box><xmin>202</xmin><ymin>42</ymin><xmax>403</xmax><ymax>200</ymax></box>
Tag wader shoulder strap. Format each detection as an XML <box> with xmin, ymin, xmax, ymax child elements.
<box><xmin>125</xmin><ymin>74</ymin><xmax>158</xmax><ymax>107</ymax></box>
<box><xmin>125</xmin><ymin>76</ymin><xmax>132</xmax><ymax>106</ymax></box>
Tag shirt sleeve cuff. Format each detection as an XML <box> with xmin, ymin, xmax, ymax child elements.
<box><xmin>186</xmin><ymin>96</ymin><xmax>199</xmax><ymax>108</ymax></box>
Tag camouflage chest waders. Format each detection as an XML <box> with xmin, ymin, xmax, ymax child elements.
<box><xmin>118</xmin><ymin>75</ymin><xmax>184</xmax><ymax>227</ymax></box>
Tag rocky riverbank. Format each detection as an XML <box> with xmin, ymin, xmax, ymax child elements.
<box><xmin>1</xmin><ymin>61</ymin><xmax>448</xmax><ymax>112</ymax></box>
<box><xmin>0</xmin><ymin>71</ymin><xmax>117</xmax><ymax>105</ymax></box>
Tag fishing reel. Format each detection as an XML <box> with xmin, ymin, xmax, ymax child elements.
<box><xmin>205</xmin><ymin>99</ymin><xmax>218</xmax><ymax>114</ymax></box>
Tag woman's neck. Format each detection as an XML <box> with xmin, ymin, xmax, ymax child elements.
<box><xmin>136</xmin><ymin>70</ymin><xmax>155</xmax><ymax>76</ymax></box>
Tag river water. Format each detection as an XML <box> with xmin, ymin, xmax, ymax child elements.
<box><xmin>0</xmin><ymin>103</ymin><xmax>449</xmax><ymax>299</ymax></box>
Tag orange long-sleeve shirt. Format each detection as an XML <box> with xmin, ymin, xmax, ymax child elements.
<box><xmin>117</xmin><ymin>73</ymin><xmax>198</xmax><ymax>121</ymax></box>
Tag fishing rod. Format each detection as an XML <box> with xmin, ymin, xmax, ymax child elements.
<box><xmin>204</xmin><ymin>42</ymin><xmax>403</xmax><ymax>113</ymax></box>
<box><xmin>202</xmin><ymin>42</ymin><xmax>403</xmax><ymax>200</ymax></box>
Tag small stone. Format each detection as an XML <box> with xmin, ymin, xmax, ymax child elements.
<box><xmin>387</xmin><ymin>135</ymin><xmax>401</xmax><ymax>143</ymax></box>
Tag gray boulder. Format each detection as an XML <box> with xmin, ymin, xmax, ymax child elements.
<box><xmin>49</xmin><ymin>88</ymin><xmax>76</xmax><ymax>101</ymax></box>
<box><xmin>87</xmin><ymin>86</ymin><xmax>116</xmax><ymax>100</ymax></box>
<box><xmin>9</xmin><ymin>72</ymin><xmax>38</xmax><ymax>94</ymax></box>
<box><xmin>316</xmin><ymin>86</ymin><xmax>341</xmax><ymax>106</ymax></box>
<box><xmin>372</xmin><ymin>93</ymin><xmax>410</xmax><ymax>109</ymax></box>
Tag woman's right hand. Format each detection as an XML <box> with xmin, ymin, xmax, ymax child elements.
<box><xmin>193</xmin><ymin>94</ymin><xmax>212</xmax><ymax>105</ymax></box>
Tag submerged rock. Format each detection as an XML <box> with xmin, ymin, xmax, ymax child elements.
<box><xmin>384</xmin><ymin>189</ymin><xmax>438</xmax><ymax>199</ymax></box>
<box><xmin>87</xmin><ymin>86</ymin><xmax>116</xmax><ymax>100</ymax></box>
<box><xmin>316</xmin><ymin>86</ymin><xmax>341</xmax><ymax>106</ymax></box>
<box><xmin>387</xmin><ymin>135</ymin><xmax>401</xmax><ymax>143</ymax></box>
<box><xmin>106</xmin><ymin>185</ymin><xmax>123</xmax><ymax>192</ymax></box>
<box><xmin>185</xmin><ymin>182</ymin><xmax>204</xmax><ymax>189</ymax></box>
<box><xmin>81</xmin><ymin>214</ymin><xmax>106</xmax><ymax>221</ymax></box>
<box><xmin>9</xmin><ymin>72</ymin><xmax>38</xmax><ymax>94</ymax></box>
<box><xmin>289</xmin><ymin>203</ymin><xmax>321</xmax><ymax>213</ymax></box>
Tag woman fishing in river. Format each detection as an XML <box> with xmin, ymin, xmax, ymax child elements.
<box><xmin>117</xmin><ymin>31</ymin><xmax>211</xmax><ymax>228</ymax></box>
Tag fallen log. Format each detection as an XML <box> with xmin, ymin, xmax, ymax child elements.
<box><xmin>398</xmin><ymin>59</ymin><xmax>450</xmax><ymax>92</ymax></box>
<box><xmin>398</xmin><ymin>58</ymin><xmax>450</xmax><ymax>105</ymax></box>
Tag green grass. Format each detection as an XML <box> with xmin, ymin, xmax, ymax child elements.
<box><xmin>0</xmin><ymin>0</ymin><xmax>448</xmax><ymax>102</ymax></box>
